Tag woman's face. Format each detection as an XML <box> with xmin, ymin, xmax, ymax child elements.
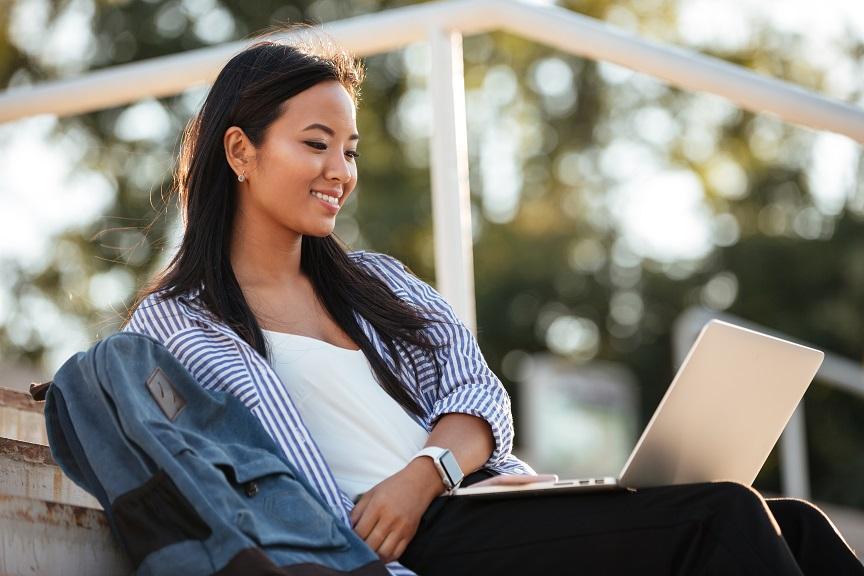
<box><xmin>232</xmin><ymin>80</ymin><xmax>359</xmax><ymax>240</ymax></box>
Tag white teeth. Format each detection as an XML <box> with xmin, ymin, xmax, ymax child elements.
<box><xmin>312</xmin><ymin>192</ymin><xmax>339</xmax><ymax>206</ymax></box>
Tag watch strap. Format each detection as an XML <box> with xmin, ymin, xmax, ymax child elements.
<box><xmin>412</xmin><ymin>446</ymin><xmax>463</xmax><ymax>491</ymax></box>
<box><xmin>414</xmin><ymin>446</ymin><xmax>448</xmax><ymax>461</ymax></box>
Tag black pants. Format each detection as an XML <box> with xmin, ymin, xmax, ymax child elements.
<box><xmin>401</xmin><ymin>478</ymin><xmax>864</xmax><ymax>575</ymax></box>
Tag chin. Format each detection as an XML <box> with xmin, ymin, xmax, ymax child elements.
<box><xmin>304</xmin><ymin>227</ymin><xmax>336</xmax><ymax>239</ymax></box>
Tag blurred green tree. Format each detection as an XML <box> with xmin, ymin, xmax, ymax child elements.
<box><xmin>0</xmin><ymin>0</ymin><xmax>862</xmax><ymax>507</ymax></box>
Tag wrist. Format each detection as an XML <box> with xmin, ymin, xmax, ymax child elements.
<box><xmin>409</xmin><ymin>446</ymin><xmax>465</xmax><ymax>497</ymax></box>
<box><xmin>406</xmin><ymin>455</ymin><xmax>448</xmax><ymax>499</ymax></box>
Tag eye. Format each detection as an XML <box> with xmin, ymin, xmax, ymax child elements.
<box><xmin>304</xmin><ymin>141</ymin><xmax>327</xmax><ymax>151</ymax></box>
<box><xmin>346</xmin><ymin>150</ymin><xmax>360</xmax><ymax>159</ymax></box>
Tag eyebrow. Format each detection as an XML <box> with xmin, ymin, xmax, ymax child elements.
<box><xmin>302</xmin><ymin>123</ymin><xmax>359</xmax><ymax>141</ymax></box>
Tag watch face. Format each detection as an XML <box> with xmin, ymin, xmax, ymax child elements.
<box><xmin>440</xmin><ymin>450</ymin><xmax>464</xmax><ymax>486</ymax></box>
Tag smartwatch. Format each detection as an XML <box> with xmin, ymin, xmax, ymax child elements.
<box><xmin>413</xmin><ymin>447</ymin><xmax>464</xmax><ymax>492</ymax></box>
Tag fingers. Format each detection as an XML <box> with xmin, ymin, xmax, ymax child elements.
<box><xmin>494</xmin><ymin>473</ymin><xmax>556</xmax><ymax>485</ymax></box>
<box><xmin>377</xmin><ymin>533</ymin><xmax>409</xmax><ymax>564</ymax></box>
<box><xmin>351</xmin><ymin>501</ymin><xmax>410</xmax><ymax>563</ymax></box>
<box><xmin>349</xmin><ymin>481</ymin><xmax>422</xmax><ymax>563</ymax></box>
<box><xmin>391</xmin><ymin>538</ymin><xmax>411</xmax><ymax>563</ymax></box>
<box><xmin>353</xmin><ymin>508</ymin><xmax>378</xmax><ymax>541</ymax></box>
<box><xmin>468</xmin><ymin>473</ymin><xmax>559</xmax><ymax>488</ymax></box>
<box><xmin>350</xmin><ymin>494</ymin><xmax>369</xmax><ymax>527</ymax></box>
<box><xmin>364</xmin><ymin>522</ymin><xmax>390</xmax><ymax>556</ymax></box>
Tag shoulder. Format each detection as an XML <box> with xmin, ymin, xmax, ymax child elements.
<box><xmin>348</xmin><ymin>249</ymin><xmax>409</xmax><ymax>275</ymax></box>
<box><xmin>347</xmin><ymin>249</ymin><xmax>423</xmax><ymax>295</ymax></box>
<box><xmin>124</xmin><ymin>290</ymin><xmax>203</xmax><ymax>342</ymax></box>
<box><xmin>347</xmin><ymin>250</ymin><xmax>456</xmax><ymax>320</ymax></box>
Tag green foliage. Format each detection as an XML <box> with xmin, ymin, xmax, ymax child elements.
<box><xmin>1</xmin><ymin>0</ymin><xmax>863</xmax><ymax>508</ymax></box>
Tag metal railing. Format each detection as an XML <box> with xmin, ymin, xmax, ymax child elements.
<box><xmin>2</xmin><ymin>0</ymin><xmax>864</xmax><ymax>331</ymax></box>
<box><xmin>2</xmin><ymin>0</ymin><xmax>863</xmax><ymax>497</ymax></box>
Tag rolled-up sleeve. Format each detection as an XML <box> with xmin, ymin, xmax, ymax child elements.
<box><xmin>363</xmin><ymin>252</ymin><xmax>515</xmax><ymax>467</ymax></box>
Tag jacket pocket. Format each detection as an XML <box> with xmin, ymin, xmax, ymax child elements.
<box><xmin>209</xmin><ymin>446</ymin><xmax>349</xmax><ymax>551</ymax></box>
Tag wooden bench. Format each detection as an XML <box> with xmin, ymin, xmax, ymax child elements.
<box><xmin>0</xmin><ymin>388</ymin><xmax>47</xmax><ymax>445</ymax></box>
<box><xmin>0</xmin><ymin>389</ymin><xmax>130</xmax><ymax>575</ymax></box>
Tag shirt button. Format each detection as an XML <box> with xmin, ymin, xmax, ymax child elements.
<box><xmin>244</xmin><ymin>481</ymin><xmax>259</xmax><ymax>497</ymax></box>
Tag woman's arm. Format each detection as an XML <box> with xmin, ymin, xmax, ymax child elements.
<box><xmin>350</xmin><ymin>413</ymin><xmax>493</xmax><ymax>563</ymax></box>
<box><xmin>360</xmin><ymin>252</ymin><xmax>516</xmax><ymax>466</ymax></box>
<box><xmin>423</xmin><ymin>412</ymin><xmax>495</xmax><ymax>480</ymax></box>
<box><xmin>351</xmin><ymin>252</ymin><xmax>530</xmax><ymax>563</ymax></box>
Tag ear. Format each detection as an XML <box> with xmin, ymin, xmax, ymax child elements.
<box><xmin>224</xmin><ymin>126</ymin><xmax>254</xmax><ymax>180</ymax></box>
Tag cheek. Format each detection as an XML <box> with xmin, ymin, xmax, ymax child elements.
<box><xmin>264</xmin><ymin>143</ymin><xmax>319</xmax><ymax>180</ymax></box>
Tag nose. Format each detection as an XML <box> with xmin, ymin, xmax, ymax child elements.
<box><xmin>324</xmin><ymin>152</ymin><xmax>353</xmax><ymax>184</ymax></box>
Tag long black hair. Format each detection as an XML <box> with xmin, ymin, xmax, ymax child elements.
<box><xmin>128</xmin><ymin>32</ymin><xmax>442</xmax><ymax>417</ymax></box>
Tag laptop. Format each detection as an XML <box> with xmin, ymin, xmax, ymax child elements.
<box><xmin>451</xmin><ymin>319</ymin><xmax>824</xmax><ymax>497</ymax></box>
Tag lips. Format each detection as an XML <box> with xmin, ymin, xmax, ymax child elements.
<box><xmin>310</xmin><ymin>191</ymin><xmax>341</xmax><ymax>214</ymax></box>
<box><xmin>311</xmin><ymin>190</ymin><xmax>340</xmax><ymax>207</ymax></box>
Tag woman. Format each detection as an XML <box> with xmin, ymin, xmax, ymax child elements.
<box><xmin>125</xmin><ymin>32</ymin><xmax>863</xmax><ymax>575</ymax></box>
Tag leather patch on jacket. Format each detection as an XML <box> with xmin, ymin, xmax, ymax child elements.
<box><xmin>146</xmin><ymin>367</ymin><xmax>186</xmax><ymax>421</ymax></box>
<box><xmin>113</xmin><ymin>469</ymin><xmax>211</xmax><ymax>567</ymax></box>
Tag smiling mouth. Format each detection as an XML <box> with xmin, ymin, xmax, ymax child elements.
<box><xmin>311</xmin><ymin>191</ymin><xmax>340</xmax><ymax>207</ymax></box>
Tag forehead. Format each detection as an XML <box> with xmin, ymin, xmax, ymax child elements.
<box><xmin>275</xmin><ymin>81</ymin><xmax>357</xmax><ymax>133</ymax></box>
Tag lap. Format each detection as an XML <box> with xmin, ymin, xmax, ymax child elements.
<box><xmin>416</xmin><ymin>481</ymin><xmax>762</xmax><ymax>535</ymax></box>
<box><xmin>401</xmin><ymin>482</ymin><xmax>772</xmax><ymax>575</ymax></box>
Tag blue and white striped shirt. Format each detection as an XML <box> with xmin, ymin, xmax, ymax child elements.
<box><xmin>125</xmin><ymin>250</ymin><xmax>534</xmax><ymax>574</ymax></box>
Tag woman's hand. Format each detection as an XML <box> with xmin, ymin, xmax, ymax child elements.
<box><xmin>467</xmin><ymin>473</ymin><xmax>559</xmax><ymax>488</ymax></box>
<box><xmin>350</xmin><ymin>457</ymin><xmax>444</xmax><ymax>563</ymax></box>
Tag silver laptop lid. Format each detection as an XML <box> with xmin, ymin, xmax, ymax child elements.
<box><xmin>619</xmin><ymin>320</ymin><xmax>824</xmax><ymax>488</ymax></box>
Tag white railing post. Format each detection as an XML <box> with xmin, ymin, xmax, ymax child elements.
<box><xmin>427</xmin><ymin>26</ymin><xmax>477</xmax><ymax>333</ymax></box>
<box><xmin>780</xmin><ymin>405</ymin><xmax>811</xmax><ymax>499</ymax></box>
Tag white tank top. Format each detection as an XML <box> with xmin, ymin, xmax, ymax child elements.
<box><xmin>263</xmin><ymin>329</ymin><xmax>429</xmax><ymax>501</ymax></box>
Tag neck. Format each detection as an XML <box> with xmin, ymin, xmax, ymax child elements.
<box><xmin>229</xmin><ymin>212</ymin><xmax>304</xmax><ymax>291</ymax></box>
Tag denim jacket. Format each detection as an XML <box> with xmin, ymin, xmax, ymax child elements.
<box><xmin>43</xmin><ymin>331</ymin><xmax>387</xmax><ymax>576</ymax></box>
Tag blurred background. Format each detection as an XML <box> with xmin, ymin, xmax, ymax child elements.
<box><xmin>0</xmin><ymin>0</ymin><xmax>862</xmax><ymax>511</ymax></box>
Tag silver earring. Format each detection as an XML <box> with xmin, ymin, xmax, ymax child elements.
<box><xmin>237</xmin><ymin>173</ymin><xmax>246</xmax><ymax>183</ymax></box>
